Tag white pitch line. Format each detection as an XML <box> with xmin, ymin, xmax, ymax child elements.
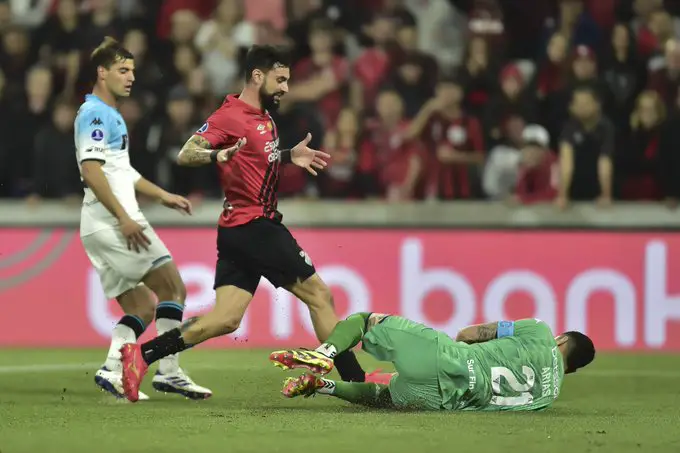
<box><xmin>0</xmin><ymin>363</ymin><xmax>679</xmax><ymax>378</ymax></box>
<box><xmin>0</xmin><ymin>362</ymin><xmax>100</xmax><ymax>374</ymax></box>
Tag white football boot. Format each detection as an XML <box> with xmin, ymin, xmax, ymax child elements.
<box><xmin>95</xmin><ymin>367</ymin><xmax>150</xmax><ymax>401</ymax></box>
<box><xmin>152</xmin><ymin>368</ymin><xmax>212</xmax><ymax>400</ymax></box>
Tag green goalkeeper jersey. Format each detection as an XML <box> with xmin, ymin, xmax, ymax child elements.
<box><xmin>437</xmin><ymin>319</ymin><xmax>565</xmax><ymax>411</ymax></box>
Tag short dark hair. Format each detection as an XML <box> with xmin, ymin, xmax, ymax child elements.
<box><xmin>90</xmin><ymin>36</ymin><xmax>134</xmax><ymax>71</ymax></box>
<box><xmin>244</xmin><ymin>45</ymin><xmax>290</xmax><ymax>82</ymax></box>
<box><xmin>563</xmin><ymin>331</ymin><xmax>595</xmax><ymax>372</ymax></box>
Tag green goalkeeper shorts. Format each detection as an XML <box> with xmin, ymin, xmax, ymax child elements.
<box><xmin>361</xmin><ymin>316</ymin><xmax>446</xmax><ymax>410</ymax></box>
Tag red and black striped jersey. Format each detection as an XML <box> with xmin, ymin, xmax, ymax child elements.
<box><xmin>195</xmin><ymin>94</ymin><xmax>283</xmax><ymax>227</ymax></box>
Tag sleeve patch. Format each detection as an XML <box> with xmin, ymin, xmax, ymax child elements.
<box><xmin>497</xmin><ymin>321</ymin><xmax>515</xmax><ymax>338</ymax></box>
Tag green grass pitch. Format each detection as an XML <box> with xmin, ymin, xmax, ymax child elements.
<box><xmin>1</xmin><ymin>349</ymin><xmax>679</xmax><ymax>453</ymax></box>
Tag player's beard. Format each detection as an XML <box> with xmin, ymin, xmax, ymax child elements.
<box><xmin>259</xmin><ymin>85</ymin><xmax>282</xmax><ymax>112</ymax></box>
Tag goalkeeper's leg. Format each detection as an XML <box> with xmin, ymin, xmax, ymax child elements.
<box><xmin>282</xmin><ymin>372</ymin><xmax>394</xmax><ymax>408</ymax></box>
<box><xmin>270</xmin><ymin>312</ymin><xmax>371</xmax><ymax>374</ymax></box>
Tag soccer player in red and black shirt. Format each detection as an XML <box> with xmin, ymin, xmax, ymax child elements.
<box><xmin>120</xmin><ymin>45</ymin><xmax>388</xmax><ymax>402</ymax></box>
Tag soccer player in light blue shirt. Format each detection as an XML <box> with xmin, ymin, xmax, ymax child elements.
<box><xmin>75</xmin><ymin>37</ymin><xmax>211</xmax><ymax>401</ymax></box>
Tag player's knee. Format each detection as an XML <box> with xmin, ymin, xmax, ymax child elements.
<box><xmin>155</xmin><ymin>279</ymin><xmax>187</xmax><ymax>305</ymax></box>
<box><xmin>137</xmin><ymin>303</ymin><xmax>156</xmax><ymax>326</ymax></box>
<box><xmin>306</xmin><ymin>283</ymin><xmax>333</xmax><ymax>310</ymax></box>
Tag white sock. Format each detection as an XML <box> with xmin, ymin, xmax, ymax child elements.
<box><xmin>317</xmin><ymin>378</ymin><xmax>336</xmax><ymax>395</ymax></box>
<box><xmin>104</xmin><ymin>324</ymin><xmax>136</xmax><ymax>373</ymax></box>
<box><xmin>315</xmin><ymin>343</ymin><xmax>337</xmax><ymax>358</ymax></box>
<box><xmin>156</xmin><ymin>318</ymin><xmax>181</xmax><ymax>374</ymax></box>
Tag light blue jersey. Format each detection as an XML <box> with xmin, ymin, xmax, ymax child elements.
<box><xmin>74</xmin><ymin>94</ymin><xmax>144</xmax><ymax>236</ymax></box>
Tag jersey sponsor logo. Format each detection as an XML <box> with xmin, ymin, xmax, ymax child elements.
<box><xmin>197</xmin><ymin>123</ymin><xmax>209</xmax><ymax>134</ymax></box>
<box><xmin>257</xmin><ymin>124</ymin><xmax>266</xmax><ymax>135</ymax></box>
<box><xmin>85</xmin><ymin>146</ymin><xmax>104</xmax><ymax>153</ymax></box>
<box><xmin>466</xmin><ymin>359</ymin><xmax>476</xmax><ymax>390</ymax></box>
<box><xmin>91</xmin><ymin>129</ymin><xmax>104</xmax><ymax>141</ymax></box>
<box><xmin>90</xmin><ymin>117</ymin><xmax>103</xmax><ymax>126</ymax></box>
<box><xmin>265</xmin><ymin>138</ymin><xmax>281</xmax><ymax>162</ymax></box>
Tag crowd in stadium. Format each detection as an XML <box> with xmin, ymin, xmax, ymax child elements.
<box><xmin>2</xmin><ymin>0</ymin><xmax>680</xmax><ymax>207</ymax></box>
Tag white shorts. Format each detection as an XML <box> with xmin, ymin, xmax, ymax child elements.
<box><xmin>81</xmin><ymin>226</ymin><xmax>173</xmax><ymax>299</ymax></box>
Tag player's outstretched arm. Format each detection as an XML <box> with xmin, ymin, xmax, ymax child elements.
<box><xmin>177</xmin><ymin>135</ymin><xmax>246</xmax><ymax>167</ymax></box>
<box><xmin>287</xmin><ymin>133</ymin><xmax>330</xmax><ymax>176</ymax></box>
<box><xmin>455</xmin><ymin>322</ymin><xmax>499</xmax><ymax>344</ymax></box>
<box><xmin>134</xmin><ymin>177</ymin><xmax>192</xmax><ymax>215</ymax></box>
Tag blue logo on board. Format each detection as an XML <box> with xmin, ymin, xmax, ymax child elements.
<box><xmin>91</xmin><ymin>129</ymin><xmax>104</xmax><ymax>141</ymax></box>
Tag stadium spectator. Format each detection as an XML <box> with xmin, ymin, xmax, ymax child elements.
<box><xmin>384</xmin><ymin>52</ymin><xmax>433</xmax><ymax>119</ymax></box>
<box><xmin>359</xmin><ymin>90</ymin><xmax>424</xmax><ymax>201</ymax></box>
<box><xmin>351</xmin><ymin>13</ymin><xmax>396</xmax><ymax>113</ymax></box>
<box><xmin>0</xmin><ymin>2</ymin><xmax>10</xmax><ymax>35</ymax></box>
<box><xmin>513</xmin><ymin>124</ymin><xmax>558</xmax><ymax>204</ymax></box>
<box><xmin>318</xmin><ymin>107</ymin><xmax>362</xmax><ymax>198</ymax></box>
<box><xmin>648</xmin><ymin>38</ymin><xmax>680</xmax><ymax>109</ymax></box>
<box><xmin>556</xmin><ymin>86</ymin><xmax>614</xmax><ymax>209</ymax></box>
<box><xmin>9</xmin><ymin>65</ymin><xmax>53</xmax><ymax>196</ymax></box>
<box><xmin>542</xmin><ymin>0</ymin><xmax>601</xmax><ymax>51</ymax></box>
<box><xmin>146</xmin><ymin>85</ymin><xmax>213</xmax><ymax>199</ymax></box>
<box><xmin>459</xmin><ymin>36</ymin><xmax>496</xmax><ymax>119</ymax></box>
<box><xmin>618</xmin><ymin>90</ymin><xmax>676</xmax><ymax>202</ymax></box>
<box><xmin>485</xmin><ymin>122</ymin><xmax>557</xmax><ymax>204</ymax></box>
<box><xmin>122</xmin><ymin>28</ymin><xmax>164</xmax><ymax>113</ymax></box>
<box><xmin>603</xmin><ymin>23</ymin><xmax>645</xmax><ymax>135</ymax></box>
<box><xmin>121</xmin><ymin>97</ymin><xmax>154</xmax><ymax>187</ymax></box>
<box><xmin>482</xmin><ymin>116</ymin><xmax>523</xmax><ymax>200</ymax></box>
<box><xmin>80</xmin><ymin>0</ymin><xmax>124</xmax><ymax>53</ymax></box>
<box><xmin>287</xmin><ymin>18</ymin><xmax>349</xmax><ymax>127</ymax></box>
<box><xmin>636</xmin><ymin>7</ymin><xmax>678</xmax><ymax>59</ymax></box>
<box><xmin>1</xmin><ymin>25</ymin><xmax>32</xmax><ymax>99</ymax></box>
<box><xmin>3</xmin><ymin>0</ymin><xmax>680</xmax><ymax>204</ymax></box>
<box><xmin>35</xmin><ymin>0</ymin><xmax>83</xmax><ymax>97</ymax></box>
<box><xmin>485</xmin><ymin>63</ymin><xmax>538</xmax><ymax>147</ymax></box>
<box><xmin>537</xmin><ymin>32</ymin><xmax>570</xmax><ymax>101</ymax></box>
<box><xmin>545</xmin><ymin>44</ymin><xmax>610</xmax><ymax>148</ymax></box>
<box><xmin>194</xmin><ymin>0</ymin><xmax>254</xmax><ymax>96</ymax></box>
<box><xmin>27</xmin><ymin>97</ymin><xmax>80</xmax><ymax>203</ymax></box>
<box><xmin>8</xmin><ymin>0</ymin><xmax>50</xmax><ymax>29</ymax></box>
<box><xmin>157</xmin><ymin>9</ymin><xmax>201</xmax><ymax>75</ymax></box>
<box><xmin>393</xmin><ymin>22</ymin><xmax>438</xmax><ymax>83</ymax></box>
<box><xmin>409</xmin><ymin>76</ymin><xmax>485</xmax><ymax>200</ymax></box>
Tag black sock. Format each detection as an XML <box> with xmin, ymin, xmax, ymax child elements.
<box><xmin>118</xmin><ymin>314</ymin><xmax>147</xmax><ymax>339</ymax></box>
<box><xmin>333</xmin><ymin>350</ymin><xmax>366</xmax><ymax>382</ymax></box>
<box><xmin>140</xmin><ymin>328</ymin><xmax>189</xmax><ymax>365</ymax></box>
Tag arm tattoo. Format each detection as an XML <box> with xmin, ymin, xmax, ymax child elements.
<box><xmin>180</xmin><ymin>316</ymin><xmax>200</xmax><ymax>333</ymax></box>
<box><xmin>177</xmin><ymin>135</ymin><xmax>214</xmax><ymax>166</ymax></box>
<box><xmin>476</xmin><ymin>323</ymin><xmax>498</xmax><ymax>342</ymax></box>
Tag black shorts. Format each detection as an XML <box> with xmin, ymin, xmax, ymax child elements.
<box><xmin>214</xmin><ymin>218</ymin><xmax>317</xmax><ymax>293</ymax></box>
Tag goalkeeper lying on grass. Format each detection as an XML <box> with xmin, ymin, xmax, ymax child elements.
<box><xmin>270</xmin><ymin>313</ymin><xmax>595</xmax><ymax>411</ymax></box>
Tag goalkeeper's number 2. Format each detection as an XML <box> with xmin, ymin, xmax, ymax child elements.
<box><xmin>490</xmin><ymin>366</ymin><xmax>536</xmax><ymax>406</ymax></box>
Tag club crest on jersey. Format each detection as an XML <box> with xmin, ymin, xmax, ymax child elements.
<box><xmin>197</xmin><ymin>123</ymin><xmax>209</xmax><ymax>134</ymax></box>
<box><xmin>91</xmin><ymin>129</ymin><xmax>104</xmax><ymax>141</ymax></box>
<box><xmin>299</xmin><ymin>250</ymin><xmax>313</xmax><ymax>266</ymax></box>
